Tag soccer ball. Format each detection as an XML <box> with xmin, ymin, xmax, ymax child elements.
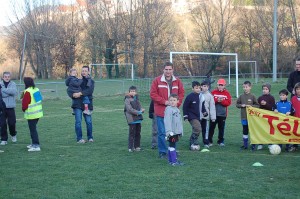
<box><xmin>269</xmin><ymin>144</ymin><xmax>281</xmax><ymax>155</ymax></box>
<box><xmin>190</xmin><ymin>144</ymin><xmax>200</xmax><ymax>151</ymax></box>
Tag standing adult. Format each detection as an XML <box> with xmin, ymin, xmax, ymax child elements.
<box><xmin>72</xmin><ymin>66</ymin><xmax>95</xmax><ymax>143</ymax></box>
<box><xmin>0</xmin><ymin>72</ymin><xmax>17</xmax><ymax>145</ymax></box>
<box><xmin>287</xmin><ymin>58</ymin><xmax>300</xmax><ymax>97</ymax></box>
<box><xmin>150</xmin><ymin>62</ymin><xmax>184</xmax><ymax>158</ymax></box>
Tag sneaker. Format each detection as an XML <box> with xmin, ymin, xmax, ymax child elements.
<box><xmin>135</xmin><ymin>147</ymin><xmax>141</xmax><ymax>152</ymax></box>
<box><xmin>289</xmin><ymin>146</ymin><xmax>297</xmax><ymax>152</ymax></box>
<box><xmin>27</xmin><ymin>144</ymin><xmax>33</xmax><ymax>149</ymax></box>
<box><xmin>28</xmin><ymin>147</ymin><xmax>41</xmax><ymax>152</ymax></box>
<box><xmin>257</xmin><ymin>145</ymin><xmax>263</xmax><ymax>150</ymax></box>
<box><xmin>159</xmin><ymin>153</ymin><xmax>167</xmax><ymax>159</ymax></box>
<box><xmin>251</xmin><ymin>145</ymin><xmax>256</xmax><ymax>151</ymax></box>
<box><xmin>151</xmin><ymin>145</ymin><xmax>157</xmax><ymax>149</ymax></box>
<box><xmin>204</xmin><ymin>144</ymin><xmax>209</xmax><ymax>149</ymax></box>
<box><xmin>128</xmin><ymin>149</ymin><xmax>134</xmax><ymax>152</ymax></box>
<box><xmin>208</xmin><ymin>143</ymin><xmax>213</xmax><ymax>147</ymax></box>
<box><xmin>77</xmin><ymin>139</ymin><xmax>86</xmax><ymax>144</ymax></box>
<box><xmin>218</xmin><ymin>143</ymin><xmax>225</xmax><ymax>147</ymax></box>
<box><xmin>240</xmin><ymin>145</ymin><xmax>248</xmax><ymax>150</ymax></box>
<box><xmin>170</xmin><ymin>161</ymin><xmax>184</xmax><ymax>166</ymax></box>
<box><xmin>83</xmin><ymin>110</ymin><xmax>92</xmax><ymax>115</ymax></box>
<box><xmin>0</xmin><ymin>141</ymin><xmax>7</xmax><ymax>145</ymax></box>
<box><xmin>88</xmin><ymin>139</ymin><xmax>94</xmax><ymax>142</ymax></box>
<box><xmin>11</xmin><ymin>136</ymin><xmax>17</xmax><ymax>143</ymax></box>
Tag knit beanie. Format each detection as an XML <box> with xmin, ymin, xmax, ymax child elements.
<box><xmin>262</xmin><ymin>83</ymin><xmax>271</xmax><ymax>91</ymax></box>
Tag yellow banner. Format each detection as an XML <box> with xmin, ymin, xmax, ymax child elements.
<box><xmin>247</xmin><ymin>107</ymin><xmax>300</xmax><ymax>144</ymax></box>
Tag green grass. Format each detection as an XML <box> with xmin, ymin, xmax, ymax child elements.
<box><xmin>1</xmin><ymin>80</ymin><xmax>300</xmax><ymax>199</ymax></box>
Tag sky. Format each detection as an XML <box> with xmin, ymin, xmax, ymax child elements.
<box><xmin>0</xmin><ymin>0</ymin><xmax>76</xmax><ymax>26</ymax></box>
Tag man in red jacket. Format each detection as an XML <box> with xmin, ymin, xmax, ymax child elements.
<box><xmin>150</xmin><ymin>62</ymin><xmax>184</xmax><ymax>158</ymax></box>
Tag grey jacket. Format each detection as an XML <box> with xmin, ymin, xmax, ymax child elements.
<box><xmin>124</xmin><ymin>95</ymin><xmax>143</xmax><ymax>124</ymax></box>
<box><xmin>164</xmin><ymin>106</ymin><xmax>183</xmax><ymax>135</ymax></box>
<box><xmin>202</xmin><ymin>91</ymin><xmax>216</xmax><ymax>120</ymax></box>
<box><xmin>0</xmin><ymin>80</ymin><xmax>17</xmax><ymax>108</ymax></box>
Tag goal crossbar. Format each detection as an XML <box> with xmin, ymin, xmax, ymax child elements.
<box><xmin>170</xmin><ymin>52</ymin><xmax>239</xmax><ymax>97</ymax></box>
<box><xmin>90</xmin><ymin>63</ymin><xmax>134</xmax><ymax>80</ymax></box>
<box><xmin>228</xmin><ymin>61</ymin><xmax>257</xmax><ymax>84</ymax></box>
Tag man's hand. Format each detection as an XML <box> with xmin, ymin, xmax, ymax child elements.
<box><xmin>260</xmin><ymin>100</ymin><xmax>266</xmax><ymax>105</ymax></box>
<box><xmin>73</xmin><ymin>92</ymin><xmax>82</xmax><ymax>98</ymax></box>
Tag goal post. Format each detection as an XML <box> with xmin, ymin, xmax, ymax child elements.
<box><xmin>170</xmin><ymin>52</ymin><xmax>239</xmax><ymax>97</ymax></box>
<box><xmin>228</xmin><ymin>61</ymin><xmax>257</xmax><ymax>84</ymax></box>
<box><xmin>89</xmin><ymin>63</ymin><xmax>135</xmax><ymax>80</ymax></box>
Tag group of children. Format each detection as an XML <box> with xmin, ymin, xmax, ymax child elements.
<box><xmin>237</xmin><ymin>81</ymin><xmax>300</xmax><ymax>152</ymax></box>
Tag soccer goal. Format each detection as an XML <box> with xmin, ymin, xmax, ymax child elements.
<box><xmin>228</xmin><ymin>61</ymin><xmax>257</xmax><ymax>85</ymax></box>
<box><xmin>89</xmin><ymin>63</ymin><xmax>135</xmax><ymax>80</ymax></box>
<box><xmin>170</xmin><ymin>52</ymin><xmax>239</xmax><ymax>97</ymax></box>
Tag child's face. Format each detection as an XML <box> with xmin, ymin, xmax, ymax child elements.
<box><xmin>262</xmin><ymin>87</ymin><xmax>270</xmax><ymax>95</ymax></box>
<box><xmin>243</xmin><ymin>84</ymin><xmax>251</xmax><ymax>93</ymax></box>
<box><xmin>129</xmin><ymin>90</ymin><xmax>137</xmax><ymax>96</ymax></box>
<box><xmin>279</xmin><ymin>93</ymin><xmax>287</xmax><ymax>101</ymax></box>
<box><xmin>217</xmin><ymin>84</ymin><xmax>225</xmax><ymax>91</ymax></box>
<box><xmin>169</xmin><ymin>97</ymin><xmax>179</xmax><ymax>107</ymax></box>
<box><xmin>201</xmin><ymin>85</ymin><xmax>208</xmax><ymax>92</ymax></box>
<box><xmin>296</xmin><ymin>88</ymin><xmax>300</xmax><ymax>96</ymax></box>
<box><xmin>70</xmin><ymin>70</ymin><xmax>77</xmax><ymax>76</ymax></box>
<box><xmin>192</xmin><ymin>85</ymin><xmax>201</xmax><ymax>94</ymax></box>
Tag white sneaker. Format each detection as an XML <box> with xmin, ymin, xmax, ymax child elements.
<box><xmin>0</xmin><ymin>141</ymin><xmax>8</xmax><ymax>145</ymax></box>
<box><xmin>28</xmin><ymin>147</ymin><xmax>41</xmax><ymax>152</ymax></box>
<box><xmin>27</xmin><ymin>144</ymin><xmax>33</xmax><ymax>149</ymax></box>
<box><xmin>11</xmin><ymin>136</ymin><xmax>17</xmax><ymax>143</ymax></box>
<box><xmin>257</xmin><ymin>145</ymin><xmax>263</xmax><ymax>150</ymax></box>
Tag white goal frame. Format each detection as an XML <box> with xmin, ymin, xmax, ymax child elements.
<box><xmin>170</xmin><ymin>52</ymin><xmax>239</xmax><ymax>97</ymax></box>
<box><xmin>89</xmin><ymin>63</ymin><xmax>134</xmax><ymax>80</ymax></box>
<box><xmin>228</xmin><ymin>61</ymin><xmax>257</xmax><ymax>84</ymax></box>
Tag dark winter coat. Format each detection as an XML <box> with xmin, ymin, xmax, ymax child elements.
<box><xmin>124</xmin><ymin>95</ymin><xmax>143</xmax><ymax>124</ymax></box>
<box><xmin>71</xmin><ymin>76</ymin><xmax>94</xmax><ymax>110</ymax></box>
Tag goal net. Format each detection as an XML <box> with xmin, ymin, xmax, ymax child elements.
<box><xmin>89</xmin><ymin>63</ymin><xmax>135</xmax><ymax>80</ymax></box>
<box><xmin>228</xmin><ymin>61</ymin><xmax>258</xmax><ymax>84</ymax></box>
<box><xmin>170</xmin><ymin>52</ymin><xmax>239</xmax><ymax>97</ymax></box>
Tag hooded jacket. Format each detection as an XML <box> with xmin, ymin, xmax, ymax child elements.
<box><xmin>124</xmin><ymin>94</ymin><xmax>143</xmax><ymax>124</ymax></box>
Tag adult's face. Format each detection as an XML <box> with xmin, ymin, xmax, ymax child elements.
<box><xmin>296</xmin><ymin>60</ymin><xmax>300</xmax><ymax>71</ymax></box>
<box><xmin>3</xmin><ymin>73</ymin><xmax>11</xmax><ymax>83</ymax></box>
<box><xmin>163</xmin><ymin>65</ymin><xmax>173</xmax><ymax>79</ymax></box>
<box><xmin>81</xmin><ymin>67</ymin><xmax>90</xmax><ymax>77</ymax></box>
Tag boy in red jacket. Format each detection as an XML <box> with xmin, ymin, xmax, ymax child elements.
<box><xmin>208</xmin><ymin>79</ymin><xmax>231</xmax><ymax>146</ymax></box>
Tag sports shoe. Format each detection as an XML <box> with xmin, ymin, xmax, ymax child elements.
<box><xmin>218</xmin><ymin>143</ymin><xmax>225</xmax><ymax>147</ymax></box>
<box><xmin>135</xmin><ymin>147</ymin><xmax>141</xmax><ymax>152</ymax></box>
<box><xmin>170</xmin><ymin>161</ymin><xmax>184</xmax><ymax>166</ymax></box>
<box><xmin>28</xmin><ymin>147</ymin><xmax>41</xmax><ymax>152</ymax></box>
<box><xmin>289</xmin><ymin>146</ymin><xmax>297</xmax><ymax>152</ymax></box>
<box><xmin>208</xmin><ymin>143</ymin><xmax>213</xmax><ymax>147</ymax></box>
<box><xmin>0</xmin><ymin>141</ymin><xmax>7</xmax><ymax>145</ymax></box>
<box><xmin>11</xmin><ymin>136</ymin><xmax>17</xmax><ymax>143</ymax></box>
<box><xmin>257</xmin><ymin>145</ymin><xmax>263</xmax><ymax>150</ymax></box>
<box><xmin>77</xmin><ymin>139</ymin><xmax>86</xmax><ymax>144</ymax></box>
<box><xmin>83</xmin><ymin>110</ymin><xmax>92</xmax><ymax>115</ymax></box>
<box><xmin>204</xmin><ymin>144</ymin><xmax>209</xmax><ymax>149</ymax></box>
<box><xmin>240</xmin><ymin>145</ymin><xmax>248</xmax><ymax>150</ymax></box>
<box><xmin>151</xmin><ymin>145</ymin><xmax>157</xmax><ymax>149</ymax></box>
<box><xmin>159</xmin><ymin>153</ymin><xmax>167</xmax><ymax>159</ymax></box>
<box><xmin>128</xmin><ymin>149</ymin><xmax>134</xmax><ymax>152</ymax></box>
<box><xmin>27</xmin><ymin>144</ymin><xmax>33</xmax><ymax>149</ymax></box>
<box><xmin>88</xmin><ymin>139</ymin><xmax>94</xmax><ymax>142</ymax></box>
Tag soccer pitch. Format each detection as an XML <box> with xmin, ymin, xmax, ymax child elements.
<box><xmin>0</xmin><ymin>80</ymin><xmax>299</xmax><ymax>198</ymax></box>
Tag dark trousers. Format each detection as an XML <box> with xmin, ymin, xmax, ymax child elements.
<box><xmin>28</xmin><ymin>119</ymin><xmax>40</xmax><ymax>145</ymax></box>
<box><xmin>1</xmin><ymin>108</ymin><xmax>17</xmax><ymax>141</ymax></box>
<box><xmin>128</xmin><ymin>123</ymin><xmax>141</xmax><ymax>149</ymax></box>
<box><xmin>208</xmin><ymin>116</ymin><xmax>226</xmax><ymax>144</ymax></box>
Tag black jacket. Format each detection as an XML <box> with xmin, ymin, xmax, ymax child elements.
<box><xmin>71</xmin><ymin>76</ymin><xmax>94</xmax><ymax>110</ymax></box>
<box><xmin>287</xmin><ymin>71</ymin><xmax>300</xmax><ymax>94</ymax></box>
<box><xmin>183</xmin><ymin>92</ymin><xmax>207</xmax><ymax>121</ymax></box>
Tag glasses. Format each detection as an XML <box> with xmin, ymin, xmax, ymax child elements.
<box><xmin>218</xmin><ymin>84</ymin><xmax>224</xmax><ymax>86</ymax></box>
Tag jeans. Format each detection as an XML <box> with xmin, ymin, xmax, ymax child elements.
<box><xmin>156</xmin><ymin>116</ymin><xmax>167</xmax><ymax>155</ymax></box>
<box><xmin>74</xmin><ymin>108</ymin><xmax>93</xmax><ymax>141</ymax></box>
<box><xmin>28</xmin><ymin>119</ymin><xmax>39</xmax><ymax>146</ymax></box>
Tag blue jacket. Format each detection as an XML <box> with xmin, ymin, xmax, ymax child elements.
<box><xmin>183</xmin><ymin>92</ymin><xmax>207</xmax><ymax>121</ymax></box>
<box><xmin>275</xmin><ymin>100</ymin><xmax>292</xmax><ymax>114</ymax></box>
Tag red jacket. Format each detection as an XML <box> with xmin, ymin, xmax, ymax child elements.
<box><xmin>150</xmin><ymin>75</ymin><xmax>184</xmax><ymax>117</ymax></box>
<box><xmin>211</xmin><ymin>89</ymin><xmax>231</xmax><ymax>117</ymax></box>
<box><xmin>291</xmin><ymin>96</ymin><xmax>300</xmax><ymax>118</ymax></box>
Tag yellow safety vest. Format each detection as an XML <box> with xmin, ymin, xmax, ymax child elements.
<box><xmin>24</xmin><ymin>87</ymin><xmax>43</xmax><ymax>120</ymax></box>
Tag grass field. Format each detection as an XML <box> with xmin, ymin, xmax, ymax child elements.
<box><xmin>0</xmin><ymin>79</ymin><xmax>300</xmax><ymax>199</ymax></box>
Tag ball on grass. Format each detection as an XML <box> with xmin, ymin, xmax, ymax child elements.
<box><xmin>269</xmin><ymin>144</ymin><xmax>281</xmax><ymax>155</ymax></box>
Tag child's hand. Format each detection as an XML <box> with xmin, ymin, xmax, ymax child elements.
<box><xmin>274</xmin><ymin>109</ymin><xmax>278</xmax><ymax>113</ymax></box>
<box><xmin>286</xmin><ymin>112</ymin><xmax>291</xmax><ymax>116</ymax></box>
<box><xmin>203</xmin><ymin>112</ymin><xmax>208</xmax><ymax>117</ymax></box>
<box><xmin>211</xmin><ymin>120</ymin><xmax>215</xmax><ymax>122</ymax></box>
<box><xmin>246</xmin><ymin>105</ymin><xmax>252</xmax><ymax>107</ymax></box>
<box><xmin>241</xmin><ymin>104</ymin><xmax>246</xmax><ymax>107</ymax></box>
<box><xmin>141</xmin><ymin>108</ymin><xmax>145</xmax><ymax>113</ymax></box>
